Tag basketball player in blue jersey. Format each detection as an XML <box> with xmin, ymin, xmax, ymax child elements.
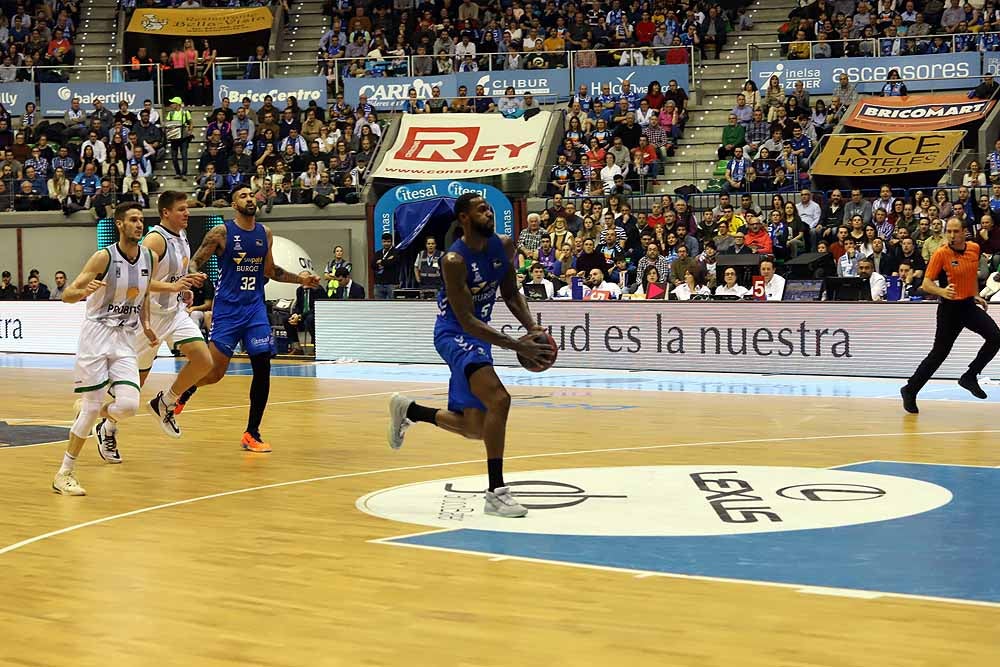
<box><xmin>388</xmin><ymin>193</ymin><xmax>553</xmax><ymax>518</ymax></box>
<box><xmin>183</xmin><ymin>186</ymin><xmax>320</xmax><ymax>453</ymax></box>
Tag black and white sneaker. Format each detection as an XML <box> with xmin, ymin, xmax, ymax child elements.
<box><xmin>94</xmin><ymin>418</ymin><xmax>122</xmax><ymax>464</ymax></box>
<box><xmin>149</xmin><ymin>391</ymin><xmax>182</xmax><ymax>439</ymax></box>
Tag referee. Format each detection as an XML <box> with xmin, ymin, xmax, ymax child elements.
<box><xmin>901</xmin><ymin>218</ymin><xmax>1000</xmax><ymax>413</ymax></box>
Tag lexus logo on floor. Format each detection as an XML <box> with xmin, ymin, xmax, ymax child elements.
<box><xmin>776</xmin><ymin>484</ymin><xmax>887</xmax><ymax>501</ymax></box>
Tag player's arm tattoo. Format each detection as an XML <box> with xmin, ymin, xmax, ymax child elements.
<box><xmin>189</xmin><ymin>224</ymin><xmax>227</xmax><ymax>272</ymax></box>
<box><xmin>267</xmin><ymin>263</ymin><xmax>301</xmax><ymax>284</ymax></box>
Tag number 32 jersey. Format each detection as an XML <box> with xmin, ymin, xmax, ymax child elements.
<box><xmin>216</xmin><ymin>219</ymin><xmax>268</xmax><ymax>308</ymax></box>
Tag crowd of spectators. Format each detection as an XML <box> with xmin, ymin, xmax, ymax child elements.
<box><xmin>779</xmin><ymin>0</ymin><xmax>1000</xmax><ymax>58</ymax></box>
<box><xmin>164</xmin><ymin>92</ymin><xmax>375</xmax><ymax>208</ymax></box>
<box><xmin>547</xmin><ymin>78</ymin><xmax>689</xmax><ymax>196</ymax></box>
<box><xmin>0</xmin><ymin>268</ymin><xmax>66</xmax><ymax>301</ymax></box>
<box><xmin>0</xmin><ymin>96</ymin><xmax>166</xmax><ymax>215</ymax></box>
<box><xmin>0</xmin><ymin>0</ymin><xmax>80</xmax><ymax>83</ymax></box>
<box><xmin>507</xmin><ymin>183</ymin><xmax>1000</xmax><ymax>302</ymax></box>
<box><xmin>316</xmin><ymin>1</ymin><xmax>749</xmax><ymax>88</ymax></box>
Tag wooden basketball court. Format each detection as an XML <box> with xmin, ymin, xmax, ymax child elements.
<box><xmin>1</xmin><ymin>359</ymin><xmax>998</xmax><ymax>666</ymax></box>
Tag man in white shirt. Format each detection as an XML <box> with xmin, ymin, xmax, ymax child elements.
<box><xmin>523</xmin><ymin>263</ymin><xmax>555</xmax><ymax>299</ymax></box>
<box><xmin>586</xmin><ymin>267</ymin><xmax>622</xmax><ymax>298</ymax></box>
<box><xmin>759</xmin><ymin>258</ymin><xmax>785</xmax><ymax>301</ymax></box>
<box><xmin>714</xmin><ymin>266</ymin><xmax>749</xmax><ymax>297</ymax></box>
<box><xmin>81</xmin><ymin>131</ymin><xmax>107</xmax><ymax>164</ymax></box>
<box><xmin>795</xmin><ymin>189</ymin><xmax>822</xmax><ymax>249</ymax></box>
<box><xmin>857</xmin><ymin>257</ymin><xmax>886</xmax><ymax>301</ymax></box>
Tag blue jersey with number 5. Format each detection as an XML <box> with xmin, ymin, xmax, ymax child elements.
<box><xmin>216</xmin><ymin>219</ymin><xmax>268</xmax><ymax>308</ymax></box>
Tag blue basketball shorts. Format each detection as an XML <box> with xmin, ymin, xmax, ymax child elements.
<box><xmin>209</xmin><ymin>303</ymin><xmax>275</xmax><ymax>358</ymax></box>
<box><xmin>434</xmin><ymin>330</ymin><xmax>494</xmax><ymax>413</ymax></box>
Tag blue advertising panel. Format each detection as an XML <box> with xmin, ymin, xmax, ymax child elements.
<box><xmin>0</xmin><ymin>83</ymin><xmax>35</xmax><ymax>114</ymax></box>
<box><xmin>345</xmin><ymin>75</ymin><xmax>458</xmax><ymax>112</ymax></box>
<box><xmin>750</xmin><ymin>53</ymin><xmax>981</xmax><ymax>95</ymax></box>
<box><xmin>213</xmin><ymin>76</ymin><xmax>327</xmax><ymax>110</ymax></box>
<box><xmin>455</xmin><ymin>69</ymin><xmax>572</xmax><ymax>101</ymax></box>
<box><xmin>984</xmin><ymin>52</ymin><xmax>1000</xmax><ymax>76</ymax></box>
<box><xmin>39</xmin><ymin>82</ymin><xmax>155</xmax><ymax>116</ymax></box>
<box><xmin>374</xmin><ymin>180</ymin><xmax>514</xmax><ymax>241</ymax></box>
<box><xmin>574</xmin><ymin>65</ymin><xmax>690</xmax><ymax>96</ymax></box>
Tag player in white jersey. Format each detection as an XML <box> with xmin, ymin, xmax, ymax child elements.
<box><xmin>104</xmin><ymin>191</ymin><xmax>212</xmax><ymax>460</ymax></box>
<box><xmin>54</xmin><ymin>202</ymin><xmax>200</xmax><ymax>496</ymax></box>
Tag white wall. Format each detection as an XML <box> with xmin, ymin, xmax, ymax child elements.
<box><xmin>20</xmin><ymin>227</ymin><xmax>96</xmax><ymax>287</ymax></box>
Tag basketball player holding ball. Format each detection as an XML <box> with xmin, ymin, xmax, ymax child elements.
<box><xmin>388</xmin><ymin>193</ymin><xmax>555</xmax><ymax>518</ymax></box>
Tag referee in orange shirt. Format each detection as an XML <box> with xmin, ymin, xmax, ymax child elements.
<box><xmin>902</xmin><ymin>218</ymin><xmax>1000</xmax><ymax>413</ymax></box>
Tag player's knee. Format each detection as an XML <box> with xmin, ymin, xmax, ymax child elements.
<box><xmin>188</xmin><ymin>344</ymin><xmax>213</xmax><ymax>375</ymax></box>
<box><xmin>484</xmin><ymin>387</ymin><xmax>511</xmax><ymax>414</ymax></box>
<box><xmin>108</xmin><ymin>387</ymin><xmax>140</xmax><ymax>421</ymax></box>
<box><xmin>70</xmin><ymin>397</ymin><xmax>103</xmax><ymax>439</ymax></box>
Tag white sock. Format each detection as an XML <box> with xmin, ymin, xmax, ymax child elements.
<box><xmin>164</xmin><ymin>388</ymin><xmax>179</xmax><ymax>408</ymax></box>
<box><xmin>105</xmin><ymin>418</ymin><xmax>118</xmax><ymax>434</ymax></box>
<box><xmin>59</xmin><ymin>452</ymin><xmax>76</xmax><ymax>475</ymax></box>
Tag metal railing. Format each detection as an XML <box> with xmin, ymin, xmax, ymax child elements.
<box><xmin>751</xmin><ymin>29</ymin><xmax>1000</xmax><ymax>66</ymax></box>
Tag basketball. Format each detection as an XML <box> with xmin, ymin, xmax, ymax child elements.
<box><xmin>517</xmin><ymin>331</ymin><xmax>558</xmax><ymax>372</ymax></box>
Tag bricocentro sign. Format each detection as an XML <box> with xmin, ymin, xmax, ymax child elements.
<box><xmin>810</xmin><ymin>131</ymin><xmax>965</xmax><ymax>176</ymax></box>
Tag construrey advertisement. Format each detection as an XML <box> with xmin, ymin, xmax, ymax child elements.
<box><xmin>314</xmin><ymin>301</ymin><xmax>1000</xmax><ymax>379</ymax></box>
<box><xmin>371</xmin><ymin>112</ymin><xmax>549</xmax><ymax>180</ymax></box>
<box><xmin>845</xmin><ymin>94</ymin><xmax>996</xmax><ymax>132</ymax></box>
<box><xmin>810</xmin><ymin>131</ymin><xmax>965</xmax><ymax>176</ymax></box>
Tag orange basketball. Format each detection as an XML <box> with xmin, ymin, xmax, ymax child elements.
<box><xmin>517</xmin><ymin>331</ymin><xmax>558</xmax><ymax>372</ymax></box>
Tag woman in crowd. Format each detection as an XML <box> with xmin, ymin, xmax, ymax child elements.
<box><xmin>47</xmin><ymin>166</ymin><xmax>69</xmax><ymax>204</ymax></box>
<box><xmin>881</xmin><ymin>68</ymin><xmax>908</xmax><ymax>96</ymax></box>
<box><xmin>674</xmin><ymin>268</ymin><xmax>711</xmax><ymax>301</ymax></box>
<box><xmin>763</xmin><ymin>75</ymin><xmax>785</xmax><ymax>121</ymax></box>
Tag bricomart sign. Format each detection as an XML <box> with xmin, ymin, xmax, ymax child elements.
<box><xmin>846</xmin><ymin>94</ymin><xmax>995</xmax><ymax>132</ymax></box>
<box><xmin>314</xmin><ymin>301</ymin><xmax>1000</xmax><ymax>379</ymax></box>
<box><xmin>811</xmin><ymin>131</ymin><xmax>965</xmax><ymax>176</ymax></box>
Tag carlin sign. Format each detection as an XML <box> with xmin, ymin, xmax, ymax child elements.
<box><xmin>845</xmin><ymin>94</ymin><xmax>995</xmax><ymax>132</ymax></box>
<box><xmin>811</xmin><ymin>131</ymin><xmax>965</xmax><ymax>176</ymax></box>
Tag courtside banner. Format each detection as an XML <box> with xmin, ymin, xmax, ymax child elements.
<box><xmin>845</xmin><ymin>94</ymin><xmax>995</xmax><ymax>132</ymax></box>
<box><xmin>811</xmin><ymin>131</ymin><xmax>965</xmax><ymax>176</ymax></box>
<box><xmin>371</xmin><ymin>112</ymin><xmax>549</xmax><ymax>180</ymax></box>
<box><xmin>126</xmin><ymin>7</ymin><xmax>273</xmax><ymax>36</ymax></box>
<box><xmin>314</xmin><ymin>301</ymin><xmax>1000</xmax><ymax>379</ymax></box>
<box><xmin>0</xmin><ymin>303</ymin><xmax>174</xmax><ymax>354</ymax></box>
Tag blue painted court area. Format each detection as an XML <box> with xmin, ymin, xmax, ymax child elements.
<box><xmin>386</xmin><ymin>462</ymin><xmax>1000</xmax><ymax>605</ymax></box>
<box><xmin>2</xmin><ymin>353</ymin><xmax>1000</xmax><ymax>403</ymax></box>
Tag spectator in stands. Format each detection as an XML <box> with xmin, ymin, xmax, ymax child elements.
<box><xmin>90</xmin><ymin>179</ymin><xmax>117</xmax><ymax>219</ymax></box>
<box><xmin>245</xmin><ymin>45</ymin><xmax>268</xmax><ymax>80</ymax></box>
<box><xmin>0</xmin><ymin>271</ymin><xmax>17</xmax><ymax>300</ymax></box>
<box><xmin>965</xmin><ymin>161</ymin><xmax>987</xmax><ymax>188</ymax></box>
<box><xmin>724</xmin><ymin>147</ymin><xmax>750</xmax><ymax>194</ymax></box>
<box><xmin>49</xmin><ymin>271</ymin><xmax>67</xmax><ymax>301</ymax></box>
<box><xmin>63</xmin><ymin>182</ymin><xmax>90</xmax><ymax>215</ymax></box>
<box><xmin>718</xmin><ymin>113</ymin><xmax>746</xmax><ymax>160</ymax></box>
<box><xmin>971</xmin><ymin>74</ymin><xmax>998</xmax><ymax>100</ymax></box>
<box><xmin>881</xmin><ymin>69</ymin><xmax>908</xmax><ymax>96</ymax></box>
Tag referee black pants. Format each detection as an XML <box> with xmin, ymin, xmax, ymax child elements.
<box><xmin>908</xmin><ymin>298</ymin><xmax>1000</xmax><ymax>393</ymax></box>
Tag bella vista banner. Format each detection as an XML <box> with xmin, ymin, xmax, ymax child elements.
<box><xmin>845</xmin><ymin>93</ymin><xmax>995</xmax><ymax>132</ymax></box>
<box><xmin>811</xmin><ymin>131</ymin><xmax>965</xmax><ymax>177</ymax></box>
<box><xmin>127</xmin><ymin>8</ymin><xmax>273</xmax><ymax>37</ymax></box>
